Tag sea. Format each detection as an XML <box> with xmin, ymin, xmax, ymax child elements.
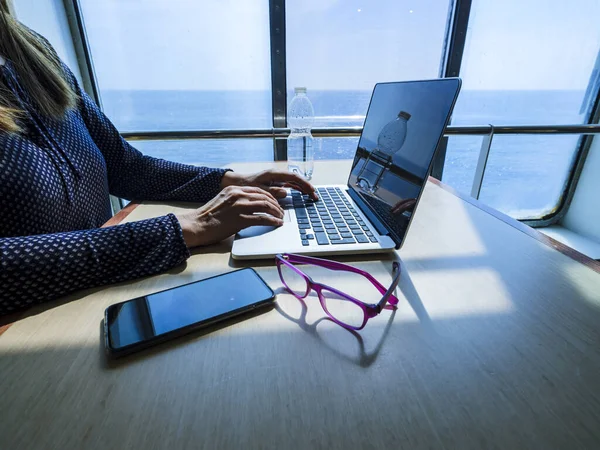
<box><xmin>101</xmin><ymin>89</ymin><xmax>589</xmax><ymax>220</ymax></box>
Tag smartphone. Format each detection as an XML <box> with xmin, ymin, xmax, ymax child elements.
<box><xmin>104</xmin><ymin>268</ymin><xmax>275</xmax><ymax>358</ymax></box>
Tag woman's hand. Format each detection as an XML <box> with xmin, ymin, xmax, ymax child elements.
<box><xmin>220</xmin><ymin>170</ymin><xmax>318</xmax><ymax>201</ymax></box>
<box><xmin>176</xmin><ymin>186</ymin><xmax>285</xmax><ymax>248</ymax></box>
<box><xmin>390</xmin><ymin>198</ymin><xmax>417</xmax><ymax>215</ymax></box>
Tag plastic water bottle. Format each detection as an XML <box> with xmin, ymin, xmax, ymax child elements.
<box><xmin>357</xmin><ymin>110</ymin><xmax>411</xmax><ymax>194</ymax></box>
<box><xmin>287</xmin><ymin>87</ymin><xmax>315</xmax><ymax>180</ymax></box>
<box><xmin>378</xmin><ymin>111</ymin><xmax>411</xmax><ymax>155</ymax></box>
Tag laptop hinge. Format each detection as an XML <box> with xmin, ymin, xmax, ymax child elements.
<box><xmin>346</xmin><ymin>188</ymin><xmax>390</xmax><ymax>237</ymax></box>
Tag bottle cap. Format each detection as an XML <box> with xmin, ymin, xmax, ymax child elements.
<box><xmin>294</xmin><ymin>87</ymin><xmax>307</xmax><ymax>94</ymax></box>
<box><xmin>398</xmin><ymin>111</ymin><xmax>411</xmax><ymax>120</ymax></box>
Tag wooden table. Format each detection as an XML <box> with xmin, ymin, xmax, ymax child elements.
<box><xmin>1</xmin><ymin>161</ymin><xmax>600</xmax><ymax>450</ymax></box>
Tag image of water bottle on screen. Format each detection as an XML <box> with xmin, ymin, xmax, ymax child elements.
<box><xmin>356</xmin><ymin>111</ymin><xmax>411</xmax><ymax>196</ymax></box>
<box><xmin>288</xmin><ymin>87</ymin><xmax>315</xmax><ymax>180</ymax></box>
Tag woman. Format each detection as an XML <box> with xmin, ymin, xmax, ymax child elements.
<box><xmin>0</xmin><ymin>3</ymin><xmax>316</xmax><ymax>316</ymax></box>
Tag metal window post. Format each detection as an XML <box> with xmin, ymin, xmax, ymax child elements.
<box><xmin>470</xmin><ymin>126</ymin><xmax>494</xmax><ymax>199</ymax></box>
<box><xmin>269</xmin><ymin>0</ymin><xmax>287</xmax><ymax>161</ymax></box>
<box><xmin>431</xmin><ymin>0</ymin><xmax>473</xmax><ymax>180</ymax></box>
<box><xmin>63</xmin><ymin>0</ymin><xmax>123</xmax><ymax>212</ymax></box>
<box><xmin>62</xmin><ymin>0</ymin><xmax>102</xmax><ymax>108</ymax></box>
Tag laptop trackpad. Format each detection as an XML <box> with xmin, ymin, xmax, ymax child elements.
<box><xmin>238</xmin><ymin>225</ymin><xmax>276</xmax><ymax>239</ymax></box>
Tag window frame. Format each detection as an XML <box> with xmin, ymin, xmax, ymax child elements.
<box><xmin>63</xmin><ymin>0</ymin><xmax>600</xmax><ymax>225</ymax></box>
<box><xmin>532</xmin><ymin>77</ymin><xmax>600</xmax><ymax>227</ymax></box>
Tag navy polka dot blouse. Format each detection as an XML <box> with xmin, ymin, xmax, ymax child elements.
<box><xmin>0</xmin><ymin>50</ymin><xmax>229</xmax><ymax>316</ymax></box>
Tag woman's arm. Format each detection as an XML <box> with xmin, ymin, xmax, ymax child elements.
<box><xmin>66</xmin><ymin>66</ymin><xmax>229</xmax><ymax>203</ymax></box>
<box><xmin>0</xmin><ymin>214</ymin><xmax>189</xmax><ymax>316</ymax></box>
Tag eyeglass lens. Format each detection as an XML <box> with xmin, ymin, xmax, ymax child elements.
<box><xmin>279</xmin><ymin>261</ymin><xmax>366</xmax><ymax>328</ymax></box>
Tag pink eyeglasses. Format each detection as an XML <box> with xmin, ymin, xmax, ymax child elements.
<box><xmin>275</xmin><ymin>253</ymin><xmax>401</xmax><ymax>330</ymax></box>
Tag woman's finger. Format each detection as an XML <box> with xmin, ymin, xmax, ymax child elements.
<box><xmin>238</xmin><ymin>191</ymin><xmax>283</xmax><ymax>213</ymax></box>
<box><xmin>263</xmin><ymin>171</ymin><xmax>317</xmax><ymax>199</ymax></box>
<box><xmin>240</xmin><ymin>213</ymin><xmax>284</xmax><ymax>227</ymax></box>
<box><xmin>391</xmin><ymin>198</ymin><xmax>416</xmax><ymax>214</ymax></box>
<box><xmin>266</xmin><ymin>186</ymin><xmax>288</xmax><ymax>199</ymax></box>
<box><xmin>236</xmin><ymin>199</ymin><xmax>285</xmax><ymax>219</ymax></box>
<box><xmin>237</xmin><ymin>185</ymin><xmax>280</xmax><ymax>202</ymax></box>
<box><xmin>280</xmin><ymin>181</ymin><xmax>317</xmax><ymax>199</ymax></box>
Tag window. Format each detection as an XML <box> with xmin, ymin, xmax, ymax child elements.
<box><xmin>319</xmin><ymin>137</ymin><xmax>360</xmax><ymax>161</ymax></box>
<box><xmin>12</xmin><ymin>0</ymin><xmax>82</xmax><ymax>81</ymax></box>
<box><xmin>133</xmin><ymin>139</ymin><xmax>274</xmax><ymax>167</ymax></box>
<box><xmin>79</xmin><ymin>0</ymin><xmax>272</xmax><ymax>132</ymax></box>
<box><xmin>479</xmin><ymin>135</ymin><xmax>581</xmax><ymax>219</ymax></box>
<box><xmin>74</xmin><ymin>0</ymin><xmax>600</xmax><ymax>222</ymax></box>
<box><xmin>443</xmin><ymin>0</ymin><xmax>600</xmax><ymax>219</ymax></box>
<box><xmin>439</xmin><ymin>135</ymin><xmax>483</xmax><ymax>195</ymax></box>
<box><xmin>286</xmin><ymin>0</ymin><xmax>452</xmax><ymax>135</ymax></box>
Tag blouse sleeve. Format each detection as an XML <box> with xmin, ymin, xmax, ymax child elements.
<box><xmin>0</xmin><ymin>214</ymin><xmax>190</xmax><ymax>316</ymax></box>
<box><xmin>67</xmin><ymin>65</ymin><xmax>230</xmax><ymax>202</ymax></box>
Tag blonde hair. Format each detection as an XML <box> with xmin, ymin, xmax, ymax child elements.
<box><xmin>0</xmin><ymin>0</ymin><xmax>77</xmax><ymax>133</ymax></box>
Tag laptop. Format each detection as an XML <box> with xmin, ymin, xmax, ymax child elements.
<box><xmin>232</xmin><ymin>78</ymin><xmax>462</xmax><ymax>260</ymax></box>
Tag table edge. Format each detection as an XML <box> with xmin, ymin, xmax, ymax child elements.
<box><xmin>428</xmin><ymin>177</ymin><xmax>600</xmax><ymax>275</ymax></box>
<box><xmin>2</xmin><ymin>180</ymin><xmax>598</xmax><ymax>338</ymax></box>
<box><xmin>101</xmin><ymin>201</ymin><xmax>141</xmax><ymax>228</ymax></box>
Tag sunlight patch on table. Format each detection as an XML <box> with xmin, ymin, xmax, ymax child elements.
<box><xmin>403</xmin><ymin>267</ymin><xmax>514</xmax><ymax>320</ymax></box>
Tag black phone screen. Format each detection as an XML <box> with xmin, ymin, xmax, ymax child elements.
<box><xmin>106</xmin><ymin>268</ymin><xmax>274</xmax><ymax>351</ymax></box>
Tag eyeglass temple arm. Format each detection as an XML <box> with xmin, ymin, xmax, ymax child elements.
<box><xmin>281</xmin><ymin>254</ymin><xmax>401</xmax><ymax>309</ymax></box>
<box><xmin>376</xmin><ymin>261</ymin><xmax>401</xmax><ymax>312</ymax></box>
<box><xmin>284</xmin><ymin>253</ymin><xmax>384</xmax><ymax>283</ymax></box>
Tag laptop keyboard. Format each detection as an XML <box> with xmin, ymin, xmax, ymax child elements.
<box><xmin>366</xmin><ymin>195</ymin><xmax>402</xmax><ymax>230</ymax></box>
<box><xmin>291</xmin><ymin>187</ymin><xmax>379</xmax><ymax>246</ymax></box>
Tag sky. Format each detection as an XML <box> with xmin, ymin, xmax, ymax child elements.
<box><xmin>75</xmin><ymin>0</ymin><xmax>600</xmax><ymax>92</ymax></box>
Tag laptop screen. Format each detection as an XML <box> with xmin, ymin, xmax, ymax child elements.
<box><xmin>348</xmin><ymin>79</ymin><xmax>461</xmax><ymax>247</ymax></box>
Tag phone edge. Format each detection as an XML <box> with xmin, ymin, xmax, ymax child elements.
<box><xmin>104</xmin><ymin>268</ymin><xmax>275</xmax><ymax>359</ymax></box>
